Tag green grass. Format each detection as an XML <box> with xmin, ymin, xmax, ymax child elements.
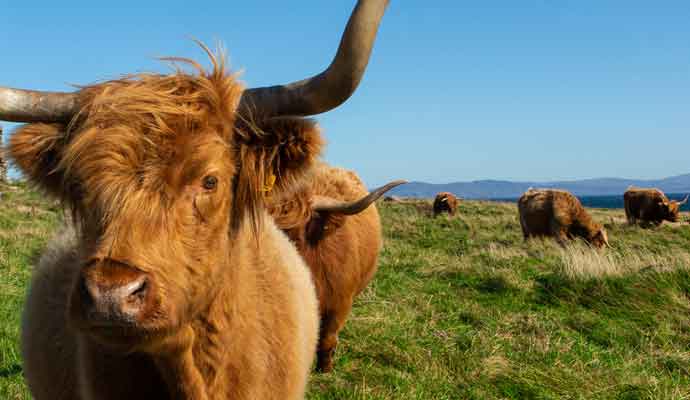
<box><xmin>2</xmin><ymin>187</ymin><xmax>690</xmax><ymax>399</ymax></box>
<box><xmin>0</xmin><ymin>183</ymin><xmax>62</xmax><ymax>400</ymax></box>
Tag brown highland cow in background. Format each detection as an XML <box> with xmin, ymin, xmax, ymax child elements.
<box><xmin>624</xmin><ymin>186</ymin><xmax>688</xmax><ymax>226</ymax></box>
<box><xmin>433</xmin><ymin>191</ymin><xmax>459</xmax><ymax>216</ymax></box>
<box><xmin>268</xmin><ymin>163</ymin><xmax>405</xmax><ymax>372</ymax></box>
<box><xmin>518</xmin><ymin>189</ymin><xmax>609</xmax><ymax>248</ymax></box>
<box><xmin>0</xmin><ymin>1</ymin><xmax>390</xmax><ymax>398</ymax></box>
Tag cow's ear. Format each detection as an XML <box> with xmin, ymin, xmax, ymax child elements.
<box><xmin>7</xmin><ymin>123</ymin><xmax>71</xmax><ymax>198</ymax></box>
<box><xmin>234</xmin><ymin>117</ymin><xmax>324</xmax><ymax>198</ymax></box>
<box><xmin>305</xmin><ymin>211</ymin><xmax>347</xmax><ymax>245</ymax></box>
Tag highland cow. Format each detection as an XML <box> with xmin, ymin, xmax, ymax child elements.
<box><xmin>267</xmin><ymin>163</ymin><xmax>405</xmax><ymax>372</ymax></box>
<box><xmin>0</xmin><ymin>1</ymin><xmax>390</xmax><ymax>399</ymax></box>
<box><xmin>433</xmin><ymin>192</ymin><xmax>459</xmax><ymax>217</ymax></box>
<box><xmin>518</xmin><ymin>189</ymin><xmax>609</xmax><ymax>248</ymax></box>
<box><xmin>624</xmin><ymin>186</ymin><xmax>688</xmax><ymax>226</ymax></box>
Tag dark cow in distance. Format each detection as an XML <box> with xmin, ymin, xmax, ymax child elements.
<box><xmin>1</xmin><ymin>1</ymin><xmax>390</xmax><ymax>399</ymax></box>
<box><xmin>433</xmin><ymin>192</ymin><xmax>459</xmax><ymax>217</ymax></box>
<box><xmin>268</xmin><ymin>163</ymin><xmax>405</xmax><ymax>372</ymax></box>
<box><xmin>624</xmin><ymin>186</ymin><xmax>688</xmax><ymax>226</ymax></box>
<box><xmin>518</xmin><ymin>188</ymin><xmax>609</xmax><ymax>248</ymax></box>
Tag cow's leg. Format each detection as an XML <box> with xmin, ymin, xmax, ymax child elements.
<box><xmin>549</xmin><ymin>221</ymin><xmax>568</xmax><ymax>247</ymax></box>
<box><xmin>316</xmin><ymin>302</ymin><xmax>353</xmax><ymax>373</ymax></box>
<box><xmin>624</xmin><ymin>202</ymin><xmax>634</xmax><ymax>224</ymax></box>
<box><xmin>519</xmin><ymin>216</ymin><xmax>529</xmax><ymax>240</ymax></box>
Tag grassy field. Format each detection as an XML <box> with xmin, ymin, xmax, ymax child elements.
<box><xmin>1</xmin><ymin>184</ymin><xmax>690</xmax><ymax>399</ymax></box>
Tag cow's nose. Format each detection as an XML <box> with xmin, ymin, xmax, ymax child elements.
<box><xmin>79</xmin><ymin>260</ymin><xmax>150</xmax><ymax>324</ymax></box>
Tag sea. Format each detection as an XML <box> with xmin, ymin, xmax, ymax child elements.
<box><xmin>490</xmin><ymin>193</ymin><xmax>689</xmax><ymax>211</ymax></box>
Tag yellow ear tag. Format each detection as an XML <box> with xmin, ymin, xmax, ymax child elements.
<box><xmin>261</xmin><ymin>173</ymin><xmax>277</xmax><ymax>194</ymax></box>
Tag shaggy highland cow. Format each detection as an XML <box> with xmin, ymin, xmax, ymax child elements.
<box><xmin>433</xmin><ymin>191</ymin><xmax>459</xmax><ymax>217</ymax></box>
<box><xmin>0</xmin><ymin>1</ymin><xmax>390</xmax><ymax>399</ymax></box>
<box><xmin>267</xmin><ymin>163</ymin><xmax>405</xmax><ymax>372</ymax></box>
<box><xmin>624</xmin><ymin>186</ymin><xmax>688</xmax><ymax>226</ymax></box>
<box><xmin>518</xmin><ymin>189</ymin><xmax>609</xmax><ymax>248</ymax></box>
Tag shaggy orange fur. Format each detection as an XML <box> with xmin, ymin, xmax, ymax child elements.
<box><xmin>267</xmin><ymin>163</ymin><xmax>384</xmax><ymax>372</ymax></box>
<box><xmin>11</xmin><ymin>51</ymin><xmax>320</xmax><ymax>400</ymax></box>
<box><xmin>518</xmin><ymin>189</ymin><xmax>609</xmax><ymax>248</ymax></box>
<box><xmin>624</xmin><ymin>187</ymin><xmax>686</xmax><ymax>225</ymax></box>
<box><xmin>433</xmin><ymin>192</ymin><xmax>459</xmax><ymax>217</ymax></box>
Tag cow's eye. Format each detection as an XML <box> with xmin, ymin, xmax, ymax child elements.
<box><xmin>202</xmin><ymin>175</ymin><xmax>218</xmax><ymax>190</ymax></box>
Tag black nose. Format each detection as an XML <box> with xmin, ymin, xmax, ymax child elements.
<box><xmin>79</xmin><ymin>260</ymin><xmax>151</xmax><ymax>325</ymax></box>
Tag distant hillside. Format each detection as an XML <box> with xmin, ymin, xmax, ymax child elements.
<box><xmin>388</xmin><ymin>173</ymin><xmax>690</xmax><ymax>199</ymax></box>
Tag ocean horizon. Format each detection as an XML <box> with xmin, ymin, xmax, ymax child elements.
<box><xmin>488</xmin><ymin>193</ymin><xmax>689</xmax><ymax>211</ymax></box>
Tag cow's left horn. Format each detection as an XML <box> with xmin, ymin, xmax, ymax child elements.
<box><xmin>239</xmin><ymin>0</ymin><xmax>390</xmax><ymax>118</ymax></box>
<box><xmin>312</xmin><ymin>179</ymin><xmax>406</xmax><ymax>215</ymax></box>
<box><xmin>0</xmin><ymin>87</ymin><xmax>80</xmax><ymax>123</ymax></box>
<box><xmin>679</xmin><ymin>195</ymin><xmax>689</xmax><ymax>206</ymax></box>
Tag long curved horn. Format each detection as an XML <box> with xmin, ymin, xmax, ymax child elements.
<box><xmin>312</xmin><ymin>179</ymin><xmax>406</xmax><ymax>215</ymax></box>
<box><xmin>1</xmin><ymin>0</ymin><xmax>389</xmax><ymax>122</ymax></box>
<box><xmin>239</xmin><ymin>0</ymin><xmax>390</xmax><ymax>118</ymax></box>
<box><xmin>678</xmin><ymin>195</ymin><xmax>689</xmax><ymax>206</ymax></box>
<box><xmin>0</xmin><ymin>87</ymin><xmax>79</xmax><ymax>123</ymax></box>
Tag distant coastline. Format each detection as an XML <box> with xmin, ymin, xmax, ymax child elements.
<box><xmin>487</xmin><ymin>193</ymin><xmax>689</xmax><ymax>211</ymax></box>
<box><xmin>385</xmin><ymin>173</ymin><xmax>690</xmax><ymax>207</ymax></box>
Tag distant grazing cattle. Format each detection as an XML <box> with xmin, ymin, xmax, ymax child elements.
<box><xmin>1</xmin><ymin>1</ymin><xmax>390</xmax><ymax>398</ymax></box>
<box><xmin>624</xmin><ymin>187</ymin><xmax>688</xmax><ymax>226</ymax></box>
<box><xmin>518</xmin><ymin>189</ymin><xmax>609</xmax><ymax>248</ymax></box>
<box><xmin>433</xmin><ymin>192</ymin><xmax>459</xmax><ymax>216</ymax></box>
<box><xmin>268</xmin><ymin>163</ymin><xmax>405</xmax><ymax>372</ymax></box>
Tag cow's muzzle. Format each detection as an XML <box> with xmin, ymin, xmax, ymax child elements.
<box><xmin>76</xmin><ymin>259</ymin><xmax>153</xmax><ymax>327</ymax></box>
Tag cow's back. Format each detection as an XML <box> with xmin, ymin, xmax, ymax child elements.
<box><xmin>518</xmin><ymin>189</ymin><xmax>583</xmax><ymax>237</ymax></box>
<box><xmin>518</xmin><ymin>190</ymin><xmax>554</xmax><ymax>236</ymax></box>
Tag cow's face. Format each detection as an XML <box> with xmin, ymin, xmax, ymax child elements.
<box><xmin>9</xmin><ymin>69</ymin><xmax>322</xmax><ymax>350</ymax></box>
<box><xmin>665</xmin><ymin>201</ymin><xmax>681</xmax><ymax>222</ymax></box>
<box><xmin>65</xmin><ymin>126</ymin><xmax>236</xmax><ymax>349</ymax></box>
<box><xmin>590</xmin><ymin>227</ymin><xmax>609</xmax><ymax>248</ymax></box>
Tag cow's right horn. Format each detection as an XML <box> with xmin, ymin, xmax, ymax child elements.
<box><xmin>679</xmin><ymin>195</ymin><xmax>689</xmax><ymax>206</ymax></box>
<box><xmin>0</xmin><ymin>1</ymin><xmax>390</xmax><ymax>123</ymax></box>
<box><xmin>312</xmin><ymin>179</ymin><xmax>406</xmax><ymax>215</ymax></box>
<box><xmin>238</xmin><ymin>0</ymin><xmax>390</xmax><ymax>118</ymax></box>
<box><xmin>0</xmin><ymin>87</ymin><xmax>80</xmax><ymax>123</ymax></box>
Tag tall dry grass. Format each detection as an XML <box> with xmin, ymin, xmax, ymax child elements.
<box><xmin>557</xmin><ymin>241</ymin><xmax>690</xmax><ymax>279</ymax></box>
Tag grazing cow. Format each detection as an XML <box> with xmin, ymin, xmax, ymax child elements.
<box><xmin>624</xmin><ymin>186</ymin><xmax>688</xmax><ymax>226</ymax></box>
<box><xmin>433</xmin><ymin>191</ymin><xmax>459</xmax><ymax>216</ymax></box>
<box><xmin>518</xmin><ymin>188</ymin><xmax>609</xmax><ymax>248</ymax></box>
<box><xmin>0</xmin><ymin>1</ymin><xmax>390</xmax><ymax>399</ymax></box>
<box><xmin>267</xmin><ymin>163</ymin><xmax>405</xmax><ymax>372</ymax></box>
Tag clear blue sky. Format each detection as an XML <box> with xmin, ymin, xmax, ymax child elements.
<box><xmin>2</xmin><ymin>1</ymin><xmax>689</xmax><ymax>186</ymax></box>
